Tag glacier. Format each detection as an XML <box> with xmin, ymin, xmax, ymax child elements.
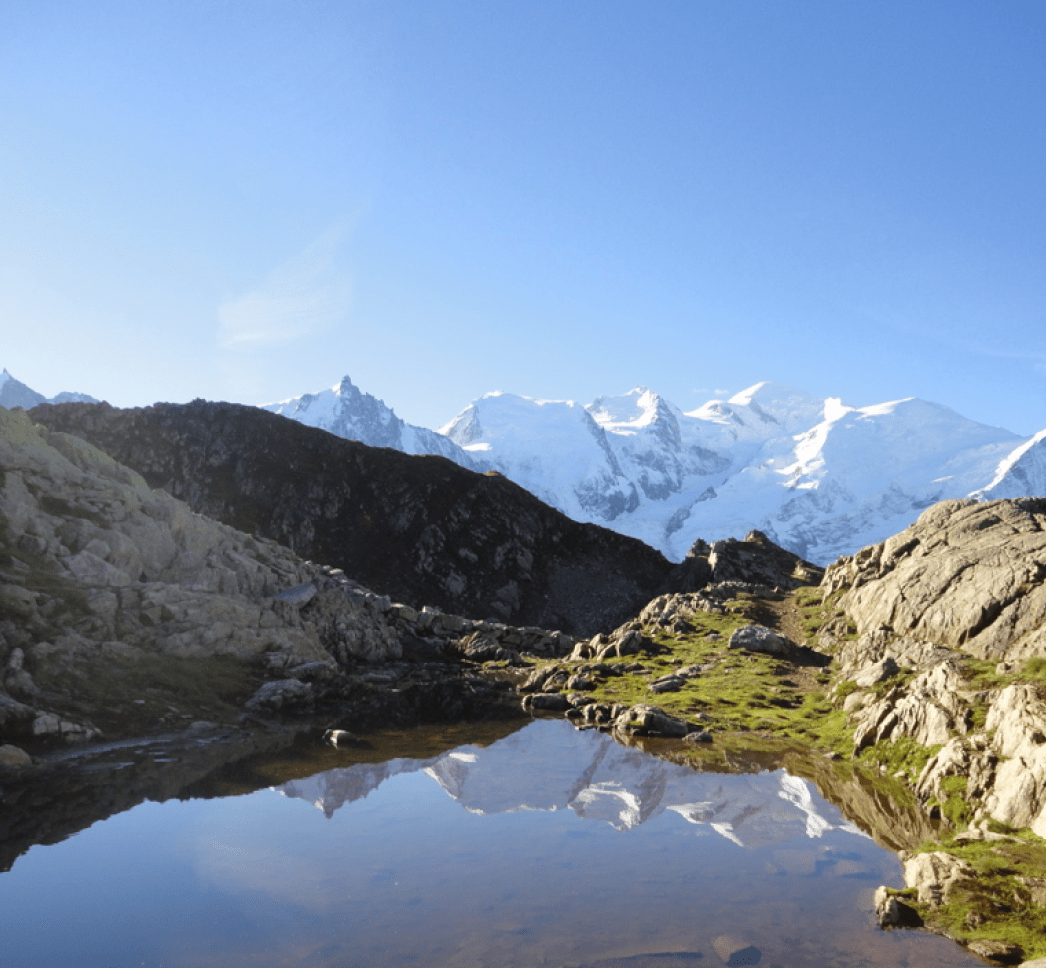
<box><xmin>263</xmin><ymin>375</ymin><xmax>1046</xmax><ymax>566</ymax></box>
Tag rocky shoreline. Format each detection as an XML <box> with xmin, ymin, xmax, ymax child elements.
<box><xmin>4</xmin><ymin>403</ymin><xmax>1046</xmax><ymax>965</ymax></box>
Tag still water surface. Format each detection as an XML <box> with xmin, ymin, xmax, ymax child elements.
<box><xmin>2</xmin><ymin>719</ymin><xmax>984</xmax><ymax>968</ymax></box>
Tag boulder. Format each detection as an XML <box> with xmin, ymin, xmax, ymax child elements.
<box><xmin>703</xmin><ymin>530</ymin><xmax>824</xmax><ymax>590</ymax></box>
<box><xmin>728</xmin><ymin>624</ymin><xmax>790</xmax><ymax>655</ymax></box>
<box><xmin>613</xmin><ymin>703</ymin><xmax>692</xmax><ymax>738</ymax></box>
<box><xmin>873</xmin><ymin>886</ymin><xmax>900</xmax><ymax>927</ymax></box>
<box><xmin>965</xmin><ymin>939</ymin><xmax>1023</xmax><ymax>963</ymax></box>
<box><xmin>244</xmin><ymin>678</ymin><xmax>313</xmax><ymax>712</ymax></box>
<box><xmin>903</xmin><ymin>851</ymin><xmax>976</xmax><ymax>907</ymax></box>
<box><xmin>522</xmin><ymin>693</ymin><xmax>570</xmax><ymax>713</ymax></box>
<box><xmin>0</xmin><ymin>744</ymin><xmax>33</xmax><ymax>769</ymax></box>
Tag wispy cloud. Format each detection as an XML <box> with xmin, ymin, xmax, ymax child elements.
<box><xmin>218</xmin><ymin>226</ymin><xmax>352</xmax><ymax>350</ymax></box>
<box><xmin>957</xmin><ymin>337</ymin><xmax>1046</xmax><ymax>374</ymax></box>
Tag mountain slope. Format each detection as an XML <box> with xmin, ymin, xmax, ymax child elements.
<box><xmin>29</xmin><ymin>400</ymin><xmax>675</xmax><ymax>635</ymax></box>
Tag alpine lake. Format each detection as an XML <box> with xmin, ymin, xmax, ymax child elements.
<box><xmin>0</xmin><ymin>716</ymin><xmax>988</xmax><ymax>968</ymax></box>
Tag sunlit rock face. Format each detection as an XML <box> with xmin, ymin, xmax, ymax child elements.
<box><xmin>277</xmin><ymin>719</ymin><xmax>863</xmax><ymax>847</ymax></box>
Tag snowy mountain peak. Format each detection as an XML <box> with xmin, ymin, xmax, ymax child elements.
<box><xmin>973</xmin><ymin>429</ymin><xmax>1046</xmax><ymax>501</ymax></box>
<box><xmin>588</xmin><ymin>387</ymin><xmax>675</xmax><ymax>431</ymax></box>
<box><xmin>441</xmin><ymin>391</ymin><xmax>639</xmax><ymax>520</ymax></box>
<box><xmin>0</xmin><ymin>367</ymin><xmax>98</xmax><ymax>410</ymax></box>
<box><xmin>263</xmin><ymin>374</ymin><xmax>481</xmax><ymax>469</ymax></box>
<box><xmin>257</xmin><ymin>373</ymin><xmax>1045</xmax><ymax>566</ymax></box>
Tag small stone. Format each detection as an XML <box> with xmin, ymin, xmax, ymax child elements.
<box><xmin>874</xmin><ymin>886</ymin><xmax>900</xmax><ymax>927</ymax></box>
<box><xmin>683</xmin><ymin>730</ymin><xmax>713</xmax><ymax>744</ymax></box>
<box><xmin>965</xmin><ymin>938</ymin><xmax>1022</xmax><ymax>962</ymax></box>
<box><xmin>324</xmin><ymin>728</ymin><xmax>360</xmax><ymax>747</ymax></box>
<box><xmin>0</xmin><ymin>744</ymin><xmax>33</xmax><ymax>769</ymax></box>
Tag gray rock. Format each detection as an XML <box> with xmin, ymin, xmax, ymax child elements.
<box><xmin>0</xmin><ymin>744</ymin><xmax>33</xmax><ymax>769</ymax></box>
<box><xmin>324</xmin><ymin>729</ymin><xmax>361</xmax><ymax>747</ymax></box>
<box><xmin>522</xmin><ymin>693</ymin><xmax>570</xmax><ymax>713</ymax></box>
<box><xmin>903</xmin><ymin>851</ymin><xmax>976</xmax><ymax>907</ymax></box>
<box><xmin>823</xmin><ymin>498</ymin><xmax>1046</xmax><ymax>664</ymax></box>
<box><xmin>274</xmin><ymin>581</ymin><xmax>317</xmax><ymax>604</ymax></box>
<box><xmin>873</xmin><ymin>886</ymin><xmax>900</xmax><ymax>927</ymax></box>
<box><xmin>245</xmin><ymin>678</ymin><xmax>313</xmax><ymax>712</ymax></box>
<box><xmin>854</xmin><ymin>655</ymin><xmax>899</xmax><ymax>688</ymax></box>
<box><xmin>728</xmin><ymin>624</ymin><xmax>790</xmax><ymax>655</ymax></box>
<box><xmin>965</xmin><ymin>939</ymin><xmax>1023</xmax><ymax>962</ymax></box>
<box><xmin>614</xmin><ymin>703</ymin><xmax>691</xmax><ymax>738</ymax></box>
<box><xmin>682</xmin><ymin>730</ymin><xmax>713</xmax><ymax>744</ymax></box>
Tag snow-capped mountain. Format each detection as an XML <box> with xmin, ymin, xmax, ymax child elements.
<box><xmin>261</xmin><ymin>374</ymin><xmax>1045</xmax><ymax>566</ymax></box>
<box><xmin>262</xmin><ymin>375</ymin><xmax>481</xmax><ymax>469</ymax></box>
<box><xmin>0</xmin><ymin>368</ymin><xmax>98</xmax><ymax>409</ymax></box>
<box><xmin>277</xmin><ymin>719</ymin><xmax>861</xmax><ymax>846</ymax></box>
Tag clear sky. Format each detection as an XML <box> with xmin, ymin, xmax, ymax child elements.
<box><xmin>2</xmin><ymin>0</ymin><xmax>1045</xmax><ymax>435</ymax></box>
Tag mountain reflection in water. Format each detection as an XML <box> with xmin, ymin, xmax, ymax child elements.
<box><xmin>2</xmin><ymin>719</ymin><xmax>984</xmax><ymax>968</ymax></box>
<box><xmin>278</xmin><ymin>719</ymin><xmax>862</xmax><ymax>845</ymax></box>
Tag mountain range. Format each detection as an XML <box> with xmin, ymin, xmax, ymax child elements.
<box><xmin>0</xmin><ymin>368</ymin><xmax>98</xmax><ymax>409</ymax></box>
<box><xmin>6</xmin><ymin>365</ymin><xmax>1043</xmax><ymax>566</ymax></box>
<box><xmin>264</xmin><ymin>375</ymin><xmax>1046</xmax><ymax>565</ymax></box>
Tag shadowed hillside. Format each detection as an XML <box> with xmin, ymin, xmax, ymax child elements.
<box><xmin>31</xmin><ymin>400</ymin><xmax>675</xmax><ymax>635</ymax></box>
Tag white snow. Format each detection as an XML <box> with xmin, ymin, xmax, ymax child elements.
<box><xmin>260</xmin><ymin>373</ymin><xmax>1045</xmax><ymax>566</ymax></box>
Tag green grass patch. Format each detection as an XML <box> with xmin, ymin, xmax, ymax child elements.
<box><xmin>794</xmin><ymin>586</ymin><xmax>852</xmax><ymax>649</ymax></box>
<box><xmin>908</xmin><ymin>833</ymin><xmax>1046</xmax><ymax>959</ymax></box>
<box><xmin>857</xmin><ymin>735</ymin><xmax>942</xmax><ymax>783</ymax></box>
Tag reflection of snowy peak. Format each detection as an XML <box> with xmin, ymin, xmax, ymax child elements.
<box><xmin>277</xmin><ymin>757</ymin><xmax>426</xmax><ymax>818</ymax></box>
<box><xmin>276</xmin><ymin>720</ymin><xmax>861</xmax><ymax>847</ymax></box>
<box><xmin>260</xmin><ymin>375</ymin><xmax>1045</xmax><ymax>566</ymax></box>
<box><xmin>262</xmin><ymin>376</ymin><xmax>482</xmax><ymax>470</ymax></box>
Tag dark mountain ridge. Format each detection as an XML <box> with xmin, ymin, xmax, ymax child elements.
<box><xmin>30</xmin><ymin>400</ymin><xmax>678</xmax><ymax>635</ymax></box>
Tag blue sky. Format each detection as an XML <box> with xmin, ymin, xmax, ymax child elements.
<box><xmin>2</xmin><ymin>0</ymin><xmax>1045</xmax><ymax>434</ymax></box>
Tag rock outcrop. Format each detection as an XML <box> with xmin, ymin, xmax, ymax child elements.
<box><xmin>0</xmin><ymin>407</ymin><xmax>539</xmax><ymax>747</ymax></box>
<box><xmin>31</xmin><ymin>400</ymin><xmax>675</xmax><ymax>635</ymax></box>
<box><xmin>822</xmin><ymin>498</ymin><xmax>1046</xmax><ymax>836</ymax></box>
<box><xmin>824</xmin><ymin>497</ymin><xmax>1046</xmax><ymax>662</ymax></box>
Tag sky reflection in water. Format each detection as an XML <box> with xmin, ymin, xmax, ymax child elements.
<box><xmin>1</xmin><ymin>719</ymin><xmax>984</xmax><ymax>968</ymax></box>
